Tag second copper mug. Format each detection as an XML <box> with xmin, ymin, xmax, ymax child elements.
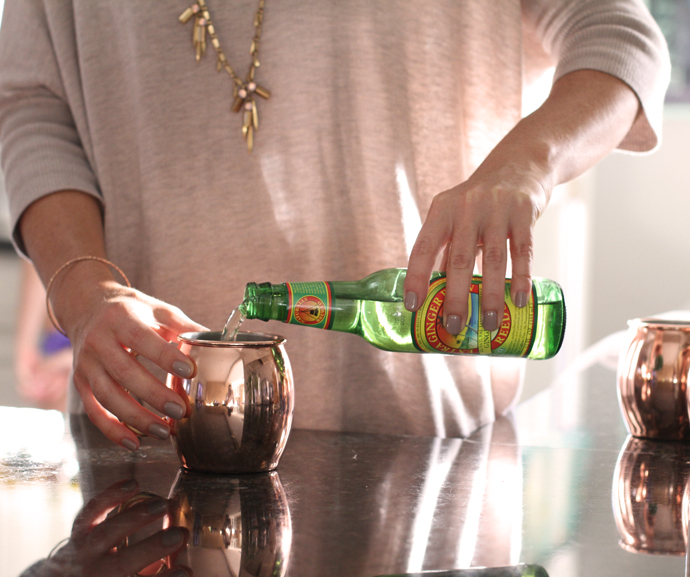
<box><xmin>167</xmin><ymin>331</ymin><xmax>294</xmax><ymax>473</ymax></box>
<box><xmin>617</xmin><ymin>319</ymin><xmax>690</xmax><ymax>441</ymax></box>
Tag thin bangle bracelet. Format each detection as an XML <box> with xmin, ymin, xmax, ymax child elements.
<box><xmin>45</xmin><ymin>256</ymin><xmax>131</xmax><ymax>336</ymax></box>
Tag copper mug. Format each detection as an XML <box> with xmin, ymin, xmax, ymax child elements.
<box><xmin>166</xmin><ymin>331</ymin><xmax>294</xmax><ymax>473</ymax></box>
<box><xmin>617</xmin><ymin>319</ymin><xmax>690</xmax><ymax>440</ymax></box>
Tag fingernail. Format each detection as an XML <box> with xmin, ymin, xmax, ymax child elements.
<box><xmin>445</xmin><ymin>315</ymin><xmax>462</xmax><ymax>335</ymax></box>
<box><xmin>483</xmin><ymin>311</ymin><xmax>498</xmax><ymax>332</ymax></box>
<box><xmin>162</xmin><ymin>528</ymin><xmax>184</xmax><ymax>547</ymax></box>
<box><xmin>122</xmin><ymin>438</ymin><xmax>138</xmax><ymax>452</ymax></box>
<box><xmin>514</xmin><ymin>291</ymin><xmax>528</xmax><ymax>308</ymax></box>
<box><xmin>147</xmin><ymin>498</ymin><xmax>169</xmax><ymax>516</ymax></box>
<box><xmin>173</xmin><ymin>360</ymin><xmax>193</xmax><ymax>378</ymax></box>
<box><xmin>164</xmin><ymin>401</ymin><xmax>186</xmax><ymax>420</ymax></box>
<box><xmin>404</xmin><ymin>291</ymin><xmax>418</xmax><ymax>311</ymax></box>
<box><xmin>149</xmin><ymin>423</ymin><xmax>170</xmax><ymax>440</ymax></box>
<box><xmin>120</xmin><ymin>479</ymin><xmax>137</xmax><ymax>491</ymax></box>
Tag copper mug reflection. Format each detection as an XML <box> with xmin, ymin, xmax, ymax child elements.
<box><xmin>612</xmin><ymin>436</ymin><xmax>690</xmax><ymax>555</ymax></box>
<box><xmin>167</xmin><ymin>331</ymin><xmax>294</xmax><ymax>473</ymax></box>
<box><xmin>167</xmin><ymin>468</ymin><xmax>291</xmax><ymax>577</ymax></box>
<box><xmin>617</xmin><ymin>319</ymin><xmax>690</xmax><ymax>440</ymax></box>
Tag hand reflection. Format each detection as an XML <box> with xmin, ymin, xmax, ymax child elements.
<box><xmin>29</xmin><ymin>479</ymin><xmax>190</xmax><ymax>577</ymax></box>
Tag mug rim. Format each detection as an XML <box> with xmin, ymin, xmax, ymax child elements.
<box><xmin>628</xmin><ymin>318</ymin><xmax>690</xmax><ymax>329</ymax></box>
<box><xmin>177</xmin><ymin>330</ymin><xmax>286</xmax><ymax>347</ymax></box>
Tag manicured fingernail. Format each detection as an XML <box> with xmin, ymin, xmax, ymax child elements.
<box><xmin>162</xmin><ymin>528</ymin><xmax>184</xmax><ymax>547</ymax></box>
<box><xmin>122</xmin><ymin>438</ymin><xmax>138</xmax><ymax>452</ymax></box>
<box><xmin>445</xmin><ymin>315</ymin><xmax>462</xmax><ymax>335</ymax></box>
<box><xmin>514</xmin><ymin>291</ymin><xmax>528</xmax><ymax>308</ymax></box>
<box><xmin>173</xmin><ymin>361</ymin><xmax>193</xmax><ymax>378</ymax></box>
<box><xmin>149</xmin><ymin>423</ymin><xmax>170</xmax><ymax>440</ymax></box>
<box><xmin>120</xmin><ymin>479</ymin><xmax>137</xmax><ymax>491</ymax></box>
<box><xmin>483</xmin><ymin>311</ymin><xmax>498</xmax><ymax>332</ymax></box>
<box><xmin>404</xmin><ymin>291</ymin><xmax>418</xmax><ymax>311</ymax></box>
<box><xmin>147</xmin><ymin>498</ymin><xmax>169</xmax><ymax>516</ymax></box>
<box><xmin>164</xmin><ymin>401</ymin><xmax>186</xmax><ymax>420</ymax></box>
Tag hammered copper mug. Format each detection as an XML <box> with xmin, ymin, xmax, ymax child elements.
<box><xmin>166</xmin><ymin>331</ymin><xmax>294</xmax><ymax>473</ymax></box>
<box><xmin>617</xmin><ymin>319</ymin><xmax>690</xmax><ymax>440</ymax></box>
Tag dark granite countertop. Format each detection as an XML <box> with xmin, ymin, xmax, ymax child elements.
<box><xmin>1</xmin><ymin>362</ymin><xmax>687</xmax><ymax>577</ymax></box>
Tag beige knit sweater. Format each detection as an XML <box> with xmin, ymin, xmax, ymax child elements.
<box><xmin>0</xmin><ymin>0</ymin><xmax>670</xmax><ymax>436</ymax></box>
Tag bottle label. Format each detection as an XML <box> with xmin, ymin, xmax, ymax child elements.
<box><xmin>412</xmin><ymin>276</ymin><xmax>536</xmax><ymax>356</ymax></box>
<box><xmin>285</xmin><ymin>282</ymin><xmax>334</xmax><ymax>330</ymax></box>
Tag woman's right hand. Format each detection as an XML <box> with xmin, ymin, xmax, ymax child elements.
<box><xmin>52</xmin><ymin>265</ymin><xmax>207</xmax><ymax>451</ymax></box>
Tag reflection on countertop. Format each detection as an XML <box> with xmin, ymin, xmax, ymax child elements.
<box><xmin>613</xmin><ymin>436</ymin><xmax>690</xmax><ymax>556</ymax></box>
<box><xmin>169</xmin><ymin>468</ymin><xmax>291</xmax><ymax>576</ymax></box>
<box><xmin>1</xmin><ymin>362</ymin><xmax>689</xmax><ymax>576</ymax></box>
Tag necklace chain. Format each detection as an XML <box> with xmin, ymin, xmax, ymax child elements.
<box><xmin>180</xmin><ymin>0</ymin><xmax>270</xmax><ymax>152</ymax></box>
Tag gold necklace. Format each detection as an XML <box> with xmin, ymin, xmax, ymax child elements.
<box><xmin>179</xmin><ymin>0</ymin><xmax>270</xmax><ymax>152</ymax></box>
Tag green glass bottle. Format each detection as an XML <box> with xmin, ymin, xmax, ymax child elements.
<box><xmin>241</xmin><ymin>268</ymin><xmax>566</xmax><ymax>359</ymax></box>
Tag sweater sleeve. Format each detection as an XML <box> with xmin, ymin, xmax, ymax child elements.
<box><xmin>0</xmin><ymin>0</ymin><xmax>101</xmax><ymax>256</ymax></box>
<box><xmin>522</xmin><ymin>0</ymin><xmax>671</xmax><ymax>153</ymax></box>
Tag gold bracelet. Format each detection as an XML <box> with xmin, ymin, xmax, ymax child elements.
<box><xmin>45</xmin><ymin>256</ymin><xmax>131</xmax><ymax>336</ymax></box>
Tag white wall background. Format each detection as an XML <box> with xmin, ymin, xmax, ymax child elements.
<box><xmin>588</xmin><ymin>106</ymin><xmax>690</xmax><ymax>341</ymax></box>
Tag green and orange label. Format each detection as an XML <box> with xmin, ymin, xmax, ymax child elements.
<box><xmin>412</xmin><ymin>276</ymin><xmax>536</xmax><ymax>356</ymax></box>
<box><xmin>286</xmin><ymin>282</ymin><xmax>334</xmax><ymax>329</ymax></box>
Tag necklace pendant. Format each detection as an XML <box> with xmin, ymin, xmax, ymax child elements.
<box><xmin>232</xmin><ymin>93</ymin><xmax>244</xmax><ymax>113</ymax></box>
<box><xmin>193</xmin><ymin>16</ymin><xmax>207</xmax><ymax>60</ymax></box>
<box><xmin>231</xmin><ymin>80</ymin><xmax>269</xmax><ymax>151</ymax></box>
<box><xmin>254</xmin><ymin>85</ymin><xmax>271</xmax><ymax>100</ymax></box>
<box><xmin>238</xmin><ymin>92</ymin><xmax>261</xmax><ymax>152</ymax></box>
<box><xmin>178</xmin><ymin>3</ymin><xmax>200</xmax><ymax>24</ymax></box>
<box><xmin>181</xmin><ymin>0</ymin><xmax>269</xmax><ymax>152</ymax></box>
<box><xmin>251</xmin><ymin>100</ymin><xmax>259</xmax><ymax>130</ymax></box>
<box><xmin>241</xmin><ymin>100</ymin><xmax>257</xmax><ymax>151</ymax></box>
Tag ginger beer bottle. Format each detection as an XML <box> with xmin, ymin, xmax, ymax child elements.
<box><xmin>241</xmin><ymin>268</ymin><xmax>565</xmax><ymax>359</ymax></box>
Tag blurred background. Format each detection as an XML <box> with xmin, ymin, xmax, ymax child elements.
<box><xmin>0</xmin><ymin>0</ymin><xmax>688</xmax><ymax>407</ymax></box>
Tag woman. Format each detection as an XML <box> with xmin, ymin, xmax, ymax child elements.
<box><xmin>0</xmin><ymin>0</ymin><xmax>669</xmax><ymax>449</ymax></box>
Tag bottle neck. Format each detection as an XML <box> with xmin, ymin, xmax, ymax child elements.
<box><xmin>243</xmin><ymin>282</ymin><xmax>289</xmax><ymax>321</ymax></box>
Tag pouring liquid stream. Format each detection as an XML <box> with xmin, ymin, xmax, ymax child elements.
<box><xmin>219</xmin><ymin>305</ymin><xmax>248</xmax><ymax>391</ymax></box>
<box><xmin>220</xmin><ymin>305</ymin><xmax>247</xmax><ymax>341</ymax></box>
